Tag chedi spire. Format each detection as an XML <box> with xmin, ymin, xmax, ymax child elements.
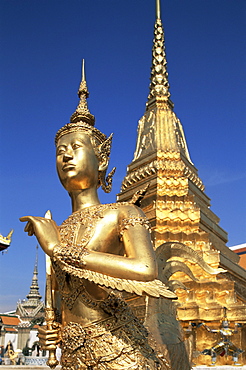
<box><xmin>147</xmin><ymin>0</ymin><xmax>171</xmax><ymax>105</ymax></box>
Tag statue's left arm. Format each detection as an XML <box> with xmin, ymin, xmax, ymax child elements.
<box><xmin>54</xmin><ymin>205</ymin><xmax>157</xmax><ymax>282</ymax></box>
<box><xmin>20</xmin><ymin>208</ymin><xmax>176</xmax><ymax>298</ymax></box>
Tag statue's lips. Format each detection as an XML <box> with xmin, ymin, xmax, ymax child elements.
<box><xmin>62</xmin><ymin>164</ymin><xmax>76</xmax><ymax>171</ymax></box>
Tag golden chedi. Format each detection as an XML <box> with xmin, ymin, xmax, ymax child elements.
<box><xmin>118</xmin><ymin>0</ymin><xmax>246</xmax><ymax>367</ymax></box>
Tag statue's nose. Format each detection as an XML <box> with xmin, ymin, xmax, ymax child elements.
<box><xmin>63</xmin><ymin>149</ymin><xmax>73</xmax><ymax>162</ymax></box>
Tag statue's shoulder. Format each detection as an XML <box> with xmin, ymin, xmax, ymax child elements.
<box><xmin>105</xmin><ymin>202</ymin><xmax>146</xmax><ymax>218</ymax></box>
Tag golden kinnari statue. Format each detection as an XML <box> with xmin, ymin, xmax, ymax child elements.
<box><xmin>20</xmin><ymin>61</ymin><xmax>176</xmax><ymax>370</ymax></box>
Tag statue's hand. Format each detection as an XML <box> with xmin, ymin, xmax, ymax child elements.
<box><xmin>38</xmin><ymin>324</ymin><xmax>60</xmax><ymax>351</ymax></box>
<box><xmin>19</xmin><ymin>216</ymin><xmax>60</xmax><ymax>257</ymax></box>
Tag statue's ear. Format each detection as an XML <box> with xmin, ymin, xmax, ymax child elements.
<box><xmin>97</xmin><ymin>133</ymin><xmax>113</xmax><ymax>171</ymax></box>
<box><xmin>98</xmin><ymin>154</ymin><xmax>109</xmax><ymax>172</ymax></box>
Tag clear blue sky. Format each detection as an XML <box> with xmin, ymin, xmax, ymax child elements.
<box><xmin>0</xmin><ymin>0</ymin><xmax>245</xmax><ymax>312</ymax></box>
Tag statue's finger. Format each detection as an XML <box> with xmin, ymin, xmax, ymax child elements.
<box><xmin>38</xmin><ymin>330</ymin><xmax>59</xmax><ymax>337</ymax></box>
<box><xmin>39</xmin><ymin>344</ymin><xmax>57</xmax><ymax>351</ymax></box>
<box><xmin>28</xmin><ymin>228</ymin><xmax>34</xmax><ymax>236</ymax></box>
<box><xmin>38</xmin><ymin>328</ymin><xmax>59</xmax><ymax>336</ymax></box>
<box><xmin>24</xmin><ymin>222</ymin><xmax>30</xmax><ymax>232</ymax></box>
<box><xmin>19</xmin><ymin>216</ymin><xmax>32</xmax><ymax>222</ymax></box>
<box><xmin>24</xmin><ymin>222</ymin><xmax>33</xmax><ymax>235</ymax></box>
<box><xmin>22</xmin><ymin>221</ymin><xmax>35</xmax><ymax>236</ymax></box>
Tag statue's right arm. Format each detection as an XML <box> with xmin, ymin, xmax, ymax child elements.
<box><xmin>20</xmin><ymin>216</ymin><xmax>60</xmax><ymax>257</ymax></box>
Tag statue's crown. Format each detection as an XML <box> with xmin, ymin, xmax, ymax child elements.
<box><xmin>55</xmin><ymin>122</ymin><xmax>107</xmax><ymax>146</ymax></box>
<box><xmin>55</xmin><ymin>61</ymin><xmax>115</xmax><ymax>193</ymax></box>
<box><xmin>55</xmin><ymin>60</ymin><xmax>107</xmax><ymax>146</ymax></box>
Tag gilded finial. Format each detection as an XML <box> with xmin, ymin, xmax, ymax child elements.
<box><xmin>70</xmin><ymin>59</ymin><xmax>95</xmax><ymax>125</ymax></box>
<box><xmin>0</xmin><ymin>230</ymin><xmax>13</xmax><ymax>253</ymax></box>
<box><xmin>82</xmin><ymin>58</ymin><xmax>85</xmax><ymax>81</ymax></box>
<box><xmin>0</xmin><ymin>229</ymin><xmax>13</xmax><ymax>248</ymax></box>
<box><xmin>78</xmin><ymin>59</ymin><xmax>88</xmax><ymax>98</ymax></box>
<box><xmin>147</xmin><ymin>0</ymin><xmax>171</xmax><ymax>105</ymax></box>
<box><xmin>35</xmin><ymin>244</ymin><xmax>39</xmax><ymax>269</ymax></box>
<box><xmin>156</xmin><ymin>0</ymin><xmax>161</xmax><ymax>19</ymax></box>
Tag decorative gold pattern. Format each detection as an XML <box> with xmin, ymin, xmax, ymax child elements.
<box><xmin>53</xmin><ymin>260</ymin><xmax>176</xmax><ymax>299</ymax></box>
<box><xmin>53</xmin><ymin>244</ymin><xmax>88</xmax><ymax>268</ymax></box>
<box><xmin>45</xmin><ymin>307</ymin><xmax>59</xmax><ymax>369</ymax></box>
<box><xmin>100</xmin><ymin>164</ymin><xmax>116</xmax><ymax>193</ymax></box>
<box><xmin>58</xmin><ymin>203</ymin><xmax>115</xmax><ymax>246</ymax></box>
<box><xmin>55</xmin><ymin>121</ymin><xmax>107</xmax><ymax>147</ymax></box>
<box><xmin>148</xmin><ymin>17</ymin><xmax>170</xmax><ymax>102</ymax></box>
<box><xmin>119</xmin><ymin>216</ymin><xmax>151</xmax><ymax>238</ymax></box>
<box><xmin>60</xmin><ymin>295</ymin><xmax>167</xmax><ymax>370</ymax></box>
<box><xmin>121</xmin><ymin>155</ymin><xmax>203</xmax><ymax>193</ymax></box>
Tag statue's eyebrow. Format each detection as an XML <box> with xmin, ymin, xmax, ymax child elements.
<box><xmin>72</xmin><ymin>138</ymin><xmax>87</xmax><ymax>145</ymax></box>
<box><xmin>56</xmin><ymin>144</ymin><xmax>67</xmax><ymax>153</ymax></box>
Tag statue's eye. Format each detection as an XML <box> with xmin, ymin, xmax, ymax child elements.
<box><xmin>56</xmin><ymin>147</ymin><xmax>66</xmax><ymax>155</ymax></box>
<box><xmin>72</xmin><ymin>143</ymin><xmax>82</xmax><ymax>150</ymax></box>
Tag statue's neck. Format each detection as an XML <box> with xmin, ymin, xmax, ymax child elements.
<box><xmin>69</xmin><ymin>188</ymin><xmax>101</xmax><ymax>212</ymax></box>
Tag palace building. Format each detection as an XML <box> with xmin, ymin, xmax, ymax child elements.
<box><xmin>0</xmin><ymin>247</ymin><xmax>44</xmax><ymax>355</ymax></box>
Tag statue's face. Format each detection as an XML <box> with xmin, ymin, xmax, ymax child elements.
<box><xmin>56</xmin><ymin>131</ymin><xmax>99</xmax><ymax>192</ymax></box>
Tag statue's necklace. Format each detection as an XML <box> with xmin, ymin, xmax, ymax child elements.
<box><xmin>59</xmin><ymin>204</ymin><xmax>118</xmax><ymax>248</ymax></box>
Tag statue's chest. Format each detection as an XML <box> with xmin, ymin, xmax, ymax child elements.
<box><xmin>59</xmin><ymin>206</ymin><xmax>105</xmax><ymax>248</ymax></box>
<box><xmin>59</xmin><ymin>204</ymin><xmax>120</xmax><ymax>253</ymax></box>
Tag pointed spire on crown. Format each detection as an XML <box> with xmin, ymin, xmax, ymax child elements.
<box><xmin>55</xmin><ymin>60</ymin><xmax>108</xmax><ymax>146</ymax></box>
<box><xmin>70</xmin><ymin>59</ymin><xmax>95</xmax><ymax>125</ymax></box>
<box><xmin>147</xmin><ymin>0</ymin><xmax>173</xmax><ymax>107</ymax></box>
